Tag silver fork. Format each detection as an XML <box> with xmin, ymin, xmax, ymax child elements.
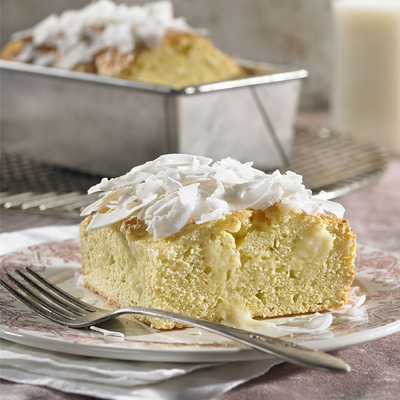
<box><xmin>0</xmin><ymin>267</ymin><xmax>350</xmax><ymax>373</ymax></box>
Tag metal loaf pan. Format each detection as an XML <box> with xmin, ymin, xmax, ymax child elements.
<box><xmin>0</xmin><ymin>59</ymin><xmax>308</xmax><ymax>177</ymax></box>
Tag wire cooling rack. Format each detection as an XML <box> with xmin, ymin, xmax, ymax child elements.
<box><xmin>0</xmin><ymin>126</ymin><xmax>389</xmax><ymax>217</ymax></box>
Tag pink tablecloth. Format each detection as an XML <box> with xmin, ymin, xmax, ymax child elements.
<box><xmin>1</xmin><ymin>159</ymin><xmax>399</xmax><ymax>400</ymax></box>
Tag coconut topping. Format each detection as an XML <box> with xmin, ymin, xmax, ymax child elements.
<box><xmin>81</xmin><ymin>154</ymin><xmax>345</xmax><ymax>239</ymax></box>
<box><xmin>12</xmin><ymin>0</ymin><xmax>194</xmax><ymax>69</ymax></box>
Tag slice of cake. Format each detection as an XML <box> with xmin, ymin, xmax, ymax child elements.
<box><xmin>79</xmin><ymin>154</ymin><xmax>356</xmax><ymax>330</ymax></box>
<box><xmin>1</xmin><ymin>0</ymin><xmax>245</xmax><ymax>88</ymax></box>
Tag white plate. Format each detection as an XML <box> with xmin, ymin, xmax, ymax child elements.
<box><xmin>1</xmin><ymin>240</ymin><xmax>399</xmax><ymax>363</ymax></box>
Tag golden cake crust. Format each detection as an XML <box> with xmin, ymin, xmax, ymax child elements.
<box><xmin>1</xmin><ymin>31</ymin><xmax>246</xmax><ymax>88</ymax></box>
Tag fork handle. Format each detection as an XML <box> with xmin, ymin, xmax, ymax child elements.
<box><xmin>107</xmin><ymin>307</ymin><xmax>350</xmax><ymax>373</ymax></box>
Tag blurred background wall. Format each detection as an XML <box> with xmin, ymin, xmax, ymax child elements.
<box><xmin>0</xmin><ymin>0</ymin><xmax>333</xmax><ymax>110</ymax></box>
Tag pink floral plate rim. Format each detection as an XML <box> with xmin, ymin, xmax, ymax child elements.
<box><xmin>0</xmin><ymin>240</ymin><xmax>399</xmax><ymax>363</ymax></box>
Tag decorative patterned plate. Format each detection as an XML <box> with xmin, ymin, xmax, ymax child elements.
<box><xmin>0</xmin><ymin>240</ymin><xmax>399</xmax><ymax>363</ymax></box>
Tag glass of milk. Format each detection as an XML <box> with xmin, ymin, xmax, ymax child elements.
<box><xmin>331</xmin><ymin>0</ymin><xmax>400</xmax><ymax>155</ymax></box>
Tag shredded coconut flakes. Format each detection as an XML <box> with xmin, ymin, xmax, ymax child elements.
<box><xmin>82</xmin><ymin>154</ymin><xmax>345</xmax><ymax>239</ymax></box>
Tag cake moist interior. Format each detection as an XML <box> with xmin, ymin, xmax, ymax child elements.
<box><xmin>79</xmin><ymin>204</ymin><xmax>356</xmax><ymax>330</ymax></box>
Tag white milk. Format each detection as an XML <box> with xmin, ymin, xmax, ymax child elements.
<box><xmin>331</xmin><ymin>0</ymin><xmax>400</xmax><ymax>155</ymax></box>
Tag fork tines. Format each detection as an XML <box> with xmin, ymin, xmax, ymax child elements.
<box><xmin>0</xmin><ymin>267</ymin><xmax>95</xmax><ymax>326</ymax></box>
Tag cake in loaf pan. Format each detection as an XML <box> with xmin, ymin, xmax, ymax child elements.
<box><xmin>1</xmin><ymin>0</ymin><xmax>246</xmax><ymax>88</ymax></box>
<box><xmin>79</xmin><ymin>154</ymin><xmax>356</xmax><ymax>330</ymax></box>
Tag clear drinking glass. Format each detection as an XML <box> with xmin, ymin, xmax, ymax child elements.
<box><xmin>331</xmin><ymin>0</ymin><xmax>400</xmax><ymax>155</ymax></box>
